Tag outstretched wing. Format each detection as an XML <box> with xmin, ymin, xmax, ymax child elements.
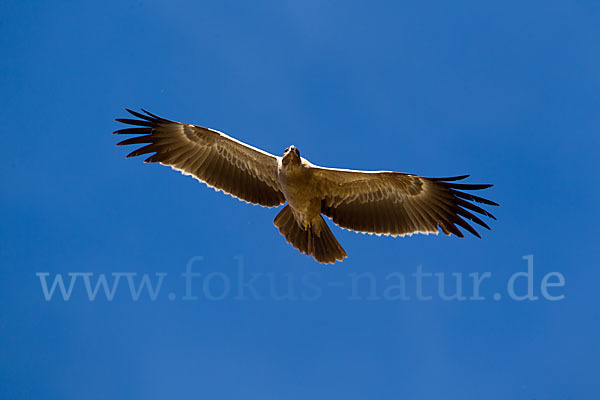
<box><xmin>114</xmin><ymin>109</ymin><xmax>285</xmax><ymax>207</ymax></box>
<box><xmin>313</xmin><ymin>167</ymin><xmax>498</xmax><ymax>238</ymax></box>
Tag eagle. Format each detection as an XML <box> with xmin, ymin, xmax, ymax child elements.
<box><xmin>114</xmin><ymin>109</ymin><xmax>497</xmax><ymax>264</ymax></box>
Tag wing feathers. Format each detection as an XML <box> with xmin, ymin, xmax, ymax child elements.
<box><xmin>454</xmin><ymin>215</ymin><xmax>481</xmax><ymax>238</ymax></box>
<box><xmin>450</xmin><ymin>189</ymin><xmax>499</xmax><ymax>206</ymax></box>
<box><xmin>116</xmin><ymin>135</ymin><xmax>154</xmax><ymax>146</ymax></box>
<box><xmin>115</xmin><ymin>109</ymin><xmax>285</xmax><ymax>207</ymax></box>
<box><xmin>125</xmin><ymin>108</ymin><xmax>156</xmax><ymax>122</ymax></box>
<box><xmin>113</xmin><ymin>127</ymin><xmax>152</xmax><ymax>135</ymax></box>
<box><xmin>454</xmin><ymin>197</ymin><xmax>496</xmax><ymax>220</ymax></box>
<box><xmin>317</xmin><ymin>169</ymin><xmax>497</xmax><ymax>238</ymax></box>
<box><xmin>115</xmin><ymin>118</ymin><xmax>153</xmax><ymax>127</ymax></box>
<box><xmin>428</xmin><ymin>175</ymin><xmax>470</xmax><ymax>182</ymax></box>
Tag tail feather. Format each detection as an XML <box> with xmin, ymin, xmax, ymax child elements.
<box><xmin>274</xmin><ymin>205</ymin><xmax>347</xmax><ymax>264</ymax></box>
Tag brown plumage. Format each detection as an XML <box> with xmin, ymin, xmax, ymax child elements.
<box><xmin>114</xmin><ymin>109</ymin><xmax>498</xmax><ymax>264</ymax></box>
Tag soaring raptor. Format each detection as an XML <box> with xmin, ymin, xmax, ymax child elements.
<box><xmin>114</xmin><ymin>109</ymin><xmax>498</xmax><ymax>264</ymax></box>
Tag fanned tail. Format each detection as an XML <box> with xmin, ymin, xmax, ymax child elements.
<box><xmin>274</xmin><ymin>205</ymin><xmax>347</xmax><ymax>264</ymax></box>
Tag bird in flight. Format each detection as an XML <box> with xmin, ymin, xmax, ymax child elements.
<box><xmin>114</xmin><ymin>109</ymin><xmax>497</xmax><ymax>264</ymax></box>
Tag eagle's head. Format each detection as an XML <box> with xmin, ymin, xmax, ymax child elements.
<box><xmin>282</xmin><ymin>145</ymin><xmax>301</xmax><ymax>166</ymax></box>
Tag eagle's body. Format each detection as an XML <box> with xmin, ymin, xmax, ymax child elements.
<box><xmin>115</xmin><ymin>109</ymin><xmax>498</xmax><ymax>264</ymax></box>
<box><xmin>278</xmin><ymin>148</ymin><xmax>321</xmax><ymax>229</ymax></box>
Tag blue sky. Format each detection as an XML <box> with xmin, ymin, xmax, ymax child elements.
<box><xmin>1</xmin><ymin>1</ymin><xmax>599</xmax><ymax>399</ymax></box>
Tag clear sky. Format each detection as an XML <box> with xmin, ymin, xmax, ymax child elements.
<box><xmin>1</xmin><ymin>1</ymin><xmax>599</xmax><ymax>399</ymax></box>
